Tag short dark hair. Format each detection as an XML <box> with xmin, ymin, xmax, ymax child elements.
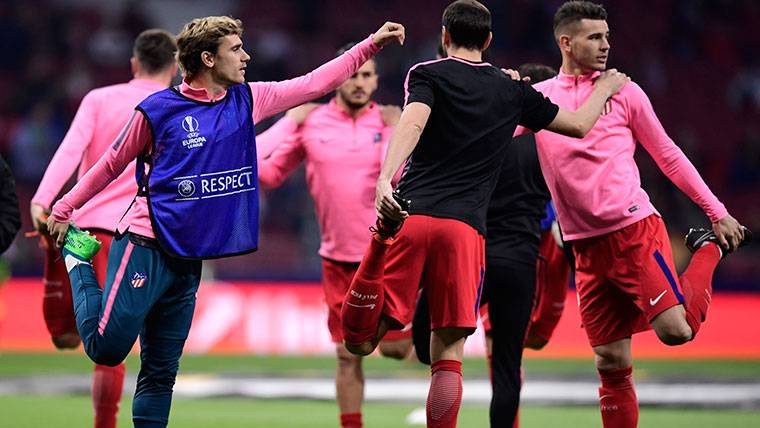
<box><xmin>442</xmin><ymin>0</ymin><xmax>491</xmax><ymax>50</ymax></box>
<box><xmin>133</xmin><ymin>29</ymin><xmax>176</xmax><ymax>74</ymax></box>
<box><xmin>518</xmin><ymin>63</ymin><xmax>558</xmax><ymax>84</ymax></box>
<box><xmin>553</xmin><ymin>1</ymin><xmax>607</xmax><ymax>40</ymax></box>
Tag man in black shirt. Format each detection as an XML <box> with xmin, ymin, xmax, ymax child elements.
<box><xmin>340</xmin><ymin>2</ymin><xmax>627</xmax><ymax>426</ymax></box>
<box><xmin>412</xmin><ymin>64</ymin><xmax>573</xmax><ymax>427</ymax></box>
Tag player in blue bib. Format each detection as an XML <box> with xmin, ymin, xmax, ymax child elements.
<box><xmin>47</xmin><ymin>16</ymin><xmax>405</xmax><ymax>428</ymax></box>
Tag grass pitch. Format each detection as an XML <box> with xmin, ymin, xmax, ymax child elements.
<box><xmin>1</xmin><ymin>352</ymin><xmax>759</xmax><ymax>427</ymax></box>
<box><xmin>1</xmin><ymin>395</ymin><xmax>758</xmax><ymax>427</ymax></box>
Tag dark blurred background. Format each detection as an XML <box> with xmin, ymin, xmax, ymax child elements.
<box><xmin>1</xmin><ymin>0</ymin><xmax>758</xmax><ymax>289</ymax></box>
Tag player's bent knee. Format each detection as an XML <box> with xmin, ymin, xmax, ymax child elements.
<box><xmin>524</xmin><ymin>335</ymin><xmax>548</xmax><ymax>350</ymax></box>
<box><xmin>86</xmin><ymin>345</ymin><xmax>130</xmax><ymax>367</ymax></box>
<box><xmin>344</xmin><ymin>341</ymin><xmax>375</xmax><ymax>356</ymax></box>
<box><xmin>379</xmin><ymin>339</ymin><xmax>412</xmax><ymax>360</ymax></box>
<box><xmin>654</xmin><ymin>323</ymin><xmax>692</xmax><ymax>346</ymax></box>
<box><xmin>51</xmin><ymin>333</ymin><xmax>81</xmax><ymax>350</ymax></box>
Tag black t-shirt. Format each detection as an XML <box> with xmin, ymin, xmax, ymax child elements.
<box><xmin>486</xmin><ymin>133</ymin><xmax>551</xmax><ymax>266</ymax></box>
<box><xmin>397</xmin><ymin>57</ymin><xmax>558</xmax><ymax>235</ymax></box>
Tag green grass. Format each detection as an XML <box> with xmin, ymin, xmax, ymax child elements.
<box><xmin>2</xmin><ymin>352</ymin><xmax>760</xmax><ymax>381</ymax></box>
<box><xmin>0</xmin><ymin>395</ymin><xmax>757</xmax><ymax>427</ymax></box>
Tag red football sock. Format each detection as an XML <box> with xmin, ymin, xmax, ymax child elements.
<box><xmin>426</xmin><ymin>360</ymin><xmax>463</xmax><ymax>428</ymax></box>
<box><xmin>340</xmin><ymin>412</ymin><xmax>362</xmax><ymax>428</ymax></box>
<box><xmin>341</xmin><ymin>237</ymin><xmax>390</xmax><ymax>345</ymax></box>
<box><xmin>680</xmin><ymin>243</ymin><xmax>721</xmax><ymax>337</ymax></box>
<box><xmin>92</xmin><ymin>363</ymin><xmax>125</xmax><ymax>428</ymax></box>
<box><xmin>598</xmin><ymin>366</ymin><xmax>638</xmax><ymax>428</ymax></box>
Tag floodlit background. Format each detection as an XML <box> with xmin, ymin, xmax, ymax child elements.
<box><xmin>0</xmin><ymin>1</ymin><xmax>759</xmax><ymax>427</ymax></box>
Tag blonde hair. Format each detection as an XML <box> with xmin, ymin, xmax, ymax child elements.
<box><xmin>177</xmin><ymin>16</ymin><xmax>243</xmax><ymax>78</ymax></box>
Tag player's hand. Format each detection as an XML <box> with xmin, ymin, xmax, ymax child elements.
<box><xmin>379</xmin><ymin>104</ymin><xmax>402</xmax><ymax>126</ymax></box>
<box><xmin>712</xmin><ymin>214</ymin><xmax>745</xmax><ymax>252</ymax></box>
<box><xmin>594</xmin><ymin>69</ymin><xmax>629</xmax><ymax>97</ymax></box>
<box><xmin>500</xmin><ymin>68</ymin><xmax>531</xmax><ymax>82</ymax></box>
<box><xmin>30</xmin><ymin>203</ymin><xmax>51</xmax><ymax>234</ymax></box>
<box><xmin>375</xmin><ymin>178</ymin><xmax>407</xmax><ymax>221</ymax></box>
<box><xmin>286</xmin><ymin>103</ymin><xmax>319</xmax><ymax>126</ymax></box>
<box><xmin>46</xmin><ymin>218</ymin><xmax>70</xmax><ymax>248</ymax></box>
<box><xmin>372</xmin><ymin>22</ymin><xmax>405</xmax><ymax>47</ymax></box>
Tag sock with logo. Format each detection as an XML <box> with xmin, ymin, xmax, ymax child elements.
<box><xmin>341</xmin><ymin>237</ymin><xmax>390</xmax><ymax>346</ymax></box>
<box><xmin>680</xmin><ymin>243</ymin><xmax>721</xmax><ymax>337</ymax></box>
<box><xmin>426</xmin><ymin>360</ymin><xmax>463</xmax><ymax>428</ymax></box>
<box><xmin>598</xmin><ymin>366</ymin><xmax>638</xmax><ymax>428</ymax></box>
<box><xmin>339</xmin><ymin>412</ymin><xmax>362</xmax><ymax>428</ymax></box>
<box><xmin>93</xmin><ymin>363</ymin><xmax>125</xmax><ymax>428</ymax></box>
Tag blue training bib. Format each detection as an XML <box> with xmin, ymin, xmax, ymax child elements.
<box><xmin>136</xmin><ymin>84</ymin><xmax>259</xmax><ymax>259</ymax></box>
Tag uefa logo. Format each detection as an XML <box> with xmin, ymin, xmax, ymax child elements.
<box><xmin>178</xmin><ymin>180</ymin><xmax>196</xmax><ymax>197</ymax></box>
<box><xmin>181</xmin><ymin>116</ymin><xmax>200</xmax><ymax>133</ymax></box>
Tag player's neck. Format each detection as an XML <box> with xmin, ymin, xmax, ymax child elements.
<box><xmin>134</xmin><ymin>71</ymin><xmax>172</xmax><ymax>87</ymax></box>
<box><xmin>446</xmin><ymin>46</ymin><xmax>482</xmax><ymax>62</ymax></box>
<box><xmin>560</xmin><ymin>59</ymin><xmax>595</xmax><ymax>77</ymax></box>
<box><xmin>335</xmin><ymin>96</ymin><xmax>371</xmax><ymax>119</ymax></box>
<box><xmin>186</xmin><ymin>74</ymin><xmax>228</xmax><ymax>100</ymax></box>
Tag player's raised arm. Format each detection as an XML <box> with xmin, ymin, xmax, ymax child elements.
<box><xmin>376</xmin><ymin>102</ymin><xmax>430</xmax><ymax>221</ymax></box>
<box><xmin>250</xmin><ymin>22</ymin><xmax>405</xmax><ymax>122</ymax></box>
<box><xmin>46</xmin><ymin>113</ymin><xmax>150</xmax><ymax>247</ymax></box>
<box><xmin>626</xmin><ymin>82</ymin><xmax>745</xmax><ymax>250</ymax></box>
<box><xmin>545</xmin><ymin>69</ymin><xmax>629</xmax><ymax>137</ymax></box>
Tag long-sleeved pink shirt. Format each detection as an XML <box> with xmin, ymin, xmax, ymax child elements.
<box><xmin>32</xmin><ymin>79</ymin><xmax>166</xmax><ymax>231</ymax></box>
<box><xmin>257</xmin><ymin>99</ymin><xmax>393</xmax><ymax>262</ymax></box>
<box><xmin>531</xmin><ymin>70</ymin><xmax>727</xmax><ymax>241</ymax></box>
<box><xmin>51</xmin><ymin>36</ymin><xmax>381</xmax><ymax>239</ymax></box>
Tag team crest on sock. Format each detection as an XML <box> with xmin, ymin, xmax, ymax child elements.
<box><xmin>130</xmin><ymin>272</ymin><xmax>147</xmax><ymax>288</ymax></box>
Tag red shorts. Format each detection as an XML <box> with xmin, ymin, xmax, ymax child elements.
<box><xmin>322</xmin><ymin>258</ymin><xmax>410</xmax><ymax>343</ymax></box>
<box><xmin>573</xmin><ymin>215</ymin><xmax>685</xmax><ymax>347</ymax></box>
<box><xmin>383</xmin><ymin>215</ymin><xmax>485</xmax><ymax>331</ymax></box>
<box><xmin>42</xmin><ymin>230</ymin><xmax>113</xmax><ymax>338</ymax></box>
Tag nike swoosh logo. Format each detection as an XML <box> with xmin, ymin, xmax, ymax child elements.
<box><xmin>346</xmin><ymin>302</ymin><xmax>376</xmax><ymax>310</ymax></box>
<box><xmin>649</xmin><ymin>290</ymin><xmax>668</xmax><ymax>306</ymax></box>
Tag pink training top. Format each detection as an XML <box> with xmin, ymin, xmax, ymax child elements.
<box><xmin>529</xmin><ymin>70</ymin><xmax>727</xmax><ymax>240</ymax></box>
<box><xmin>257</xmin><ymin>99</ymin><xmax>393</xmax><ymax>262</ymax></box>
<box><xmin>32</xmin><ymin>79</ymin><xmax>166</xmax><ymax>231</ymax></box>
<box><xmin>51</xmin><ymin>36</ymin><xmax>382</xmax><ymax>239</ymax></box>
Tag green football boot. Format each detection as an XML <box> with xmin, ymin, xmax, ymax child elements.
<box><xmin>63</xmin><ymin>224</ymin><xmax>102</xmax><ymax>261</ymax></box>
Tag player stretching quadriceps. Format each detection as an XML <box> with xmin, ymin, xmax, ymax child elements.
<box><xmin>45</xmin><ymin>16</ymin><xmax>405</xmax><ymax>428</ymax></box>
<box><xmin>255</xmin><ymin>45</ymin><xmax>410</xmax><ymax>428</ymax></box>
<box><xmin>528</xmin><ymin>2</ymin><xmax>751</xmax><ymax>427</ymax></box>
<box><xmin>30</xmin><ymin>29</ymin><xmax>177</xmax><ymax>428</ymax></box>
<box><xmin>340</xmin><ymin>2</ymin><xmax>628</xmax><ymax>427</ymax></box>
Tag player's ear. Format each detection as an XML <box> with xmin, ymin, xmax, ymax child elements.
<box><xmin>481</xmin><ymin>32</ymin><xmax>492</xmax><ymax>51</ymax></box>
<box><xmin>558</xmin><ymin>34</ymin><xmax>572</xmax><ymax>53</ymax></box>
<box><xmin>130</xmin><ymin>57</ymin><xmax>139</xmax><ymax>75</ymax></box>
<box><xmin>441</xmin><ymin>26</ymin><xmax>450</xmax><ymax>50</ymax></box>
<box><xmin>201</xmin><ymin>51</ymin><xmax>215</xmax><ymax>68</ymax></box>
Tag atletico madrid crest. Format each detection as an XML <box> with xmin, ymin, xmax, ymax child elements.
<box><xmin>131</xmin><ymin>272</ymin><xmax>147</xmax><ymax>288</ymax></box>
